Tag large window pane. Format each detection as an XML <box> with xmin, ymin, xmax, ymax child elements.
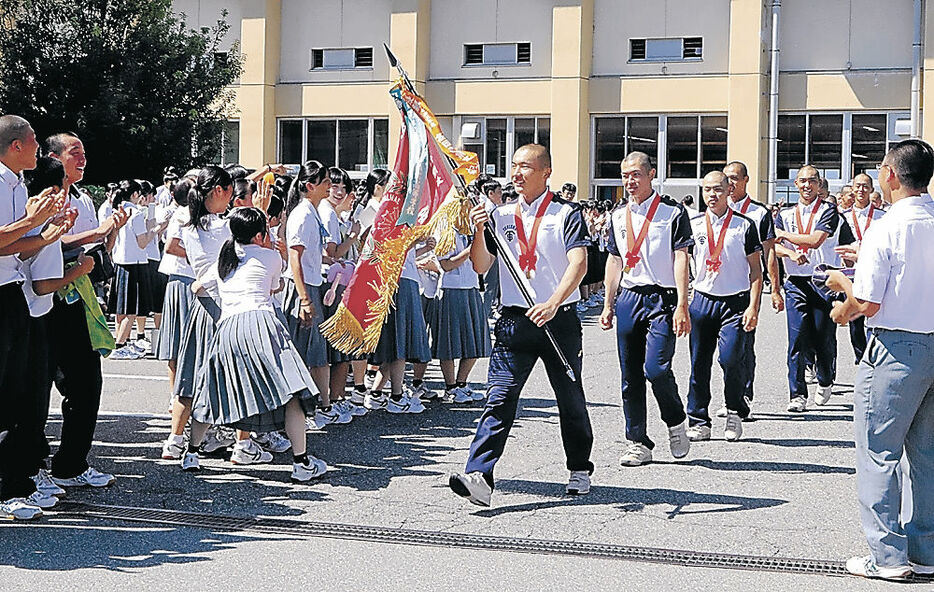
<box><xmin>808</xmin><ymin>114</ymin><xmax>843</xmax><ymax>179</ymax></box>
<box><xmin>485</xmin><ymin>118</ymin><xmax>507</xmax><ymax>177</ymax></box>
<box><xmin>594</xmin><ymin>117</ymin><xmax>626</xmax><ymax>178</ymax></box>
<box><xmin>280</xmin><ymin>120</ymin><xmax>303</xmax><ymax>165</ymax></box>
<box><xmin>700</xmin><ymin>116</ymin><xmax>728</xmax><ymax>174</ymax></box>
<box><xmin>777</xmin><ymin>115</ymin><xmax>805</xmax><ymax>180</ymax></box>
<box><xmin>627</xmin><ymin>117</ymin><xmax>659</xmax><ymax>166</ymax></box>
<box><xmin>306</xmin><ymin>120</ymin><xmax>337</xmax><ymax>166</ymax></box>
<box><xmin>515</xmin><ymin>118</ymin><xmax>536</xmax><ymax>150</ymax></box>
<box><xmin>338</xmin><ymin>120</ymin><xmax>368</xmax><ymax>172</ymax></box>
<box><xmin>222</xmin><ymin>121</ymin><xmax>240</xmax><ymax>166</ymax></box>
<box><xmin>373</xmin><ymin>119</ymin><xmax>389</xmax><ymax>170</ymax></box>
<box><xmin>536</xmin><ymin>117</ymin><xmax>550</xmax><ymax>150</ymax></box>
<box><xmin>851</xmin><ymin>114</ymin><xmax>887</xmax><ymax>178</ymax></box>
<box><xmin>666</xmin><ymin>116</ymin><xmax>698</xmax><ymax>178</ymax></box>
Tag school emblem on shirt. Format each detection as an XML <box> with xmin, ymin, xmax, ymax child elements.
<box><xmin>503</xmin><ymin>223</ymin><xmax>517</xmax><ymax>242</ymax></box>
<box><xmin>697</xmin><ymin>234</ymin><xmax>706</xmax><ymax>245</ymax></box>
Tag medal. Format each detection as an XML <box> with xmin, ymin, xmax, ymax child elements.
<box><xmin>851</xmin><ymin>204</ymin><xmax>874</xmax><ymax>242</ymax></box>
<box><xmin>624</xmin><ymin>193</ymin><xmax>661</xmax><ymax>274</ymax></box>
<box><xmin>514</xmin><ymin>191</ymin><xmax>554</xmax><ymax>280</ymax></box>
<box><xmin>704</xmin><ymin>208</ymin><xmax>733</xmax><ymax>274</ymax></box>
<box><xmin>794</xmin><ymin>202</ymin><xmax>821</xmax><ymax>254</ymax></box>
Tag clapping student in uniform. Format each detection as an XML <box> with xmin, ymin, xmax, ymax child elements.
<box><xmin>449</xmin><ymin>144</ymin><xmax>594</xmax><ymax>506</ymax></box>
<box><xmin>601</xmin><ymin>152</ymin><xmax>694</xmax><ymax>467</ymax></box>
<box><xmin>685</xmin><ymin>172</ymin><xmax>762</xmax><ymax>443</ymax></box>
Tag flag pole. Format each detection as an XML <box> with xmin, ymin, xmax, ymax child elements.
<box><xmin>384</xmin><ymin>45</ymin><xmax>577</xmax><ymax>381</ymax></box>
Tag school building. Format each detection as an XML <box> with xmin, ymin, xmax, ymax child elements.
<box><xmin>173</xmin><ymin>0</ymin><xmax>930</xmax><ymax>203</ymax></box>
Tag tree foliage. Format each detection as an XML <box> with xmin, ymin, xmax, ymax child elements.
<box><xmin>0</xmin><ymin>0</ymin><xmax>242</xmax><ymax>183</ymax></box>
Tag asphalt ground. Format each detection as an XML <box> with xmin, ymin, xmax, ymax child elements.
<box><xmin>0</xmin><ymin>294</ymin><xmax>924</xmax><ymax>591</ymax></box>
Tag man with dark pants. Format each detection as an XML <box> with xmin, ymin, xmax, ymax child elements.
<box><xmin>600</xmin><ymin>151</ymin><xmax>693</xmax><ymax>467</ymax></box>
<box><xmin>774</xmin><ymin>165</ymin><xmax>844</xmax><ymax>412</ymax></box>
<box><xmin>449</xmin><ymin>144</ymin><xmax>593</xmax><ymax>507</ymax></box>
<box><xmin>685</xmin><ymin>172</ymin><xmax>762</xmax><ymax>442</ymax></box>
<box><xmin>45</xmin><ymin>132</ymin><xmax>126</xmax><ymax>488</ymax></box>
<box><xmin>828</xmin><ymin>139</ymin><xmax>934</xmax><ymax>580</ymax></box>
<box><xmin>721</xmin><ymin>161</ymin><xmax>783</xmax><ymax>419</ymax></box>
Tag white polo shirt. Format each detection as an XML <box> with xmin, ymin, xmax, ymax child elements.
<box><xmin>842</xmin><ymin>202</ymin><xmax>886</xmax><ymax>244</ymax></box>
<box><xmin>217</xmin><ymin>244</ymin><xmax>282</xmax><ymax>321</ymax></box>
<box><xmin>111</xmin><ymin>203</ymin><xmax>149</xmax><ymax>265</ymax></box>
<box><xmin>774</xmin><ymin>199</ymin><xmax>842</xmax><ymax>277</ymax></box>
<box><xmin>285</xmin><ymin>199</ymin><xmax>324</xmax><ymax>286</ymax></box>
<box><xmin>22</xmin><ymin>240</ymin><xmax>63</xmax><ymax>317</ymax></box>
<box><xmin>67</xmin><ymin>186</ymin><xmax>99</xmax><ymax>236</ymax></box>
<box><xmin>853</xmin><ymin>194</ymin><xmax>934</xmax><ymax>333</ymax></box>
<box><xmin>729</xmin><ymin>194</ymin><xmax>775</xmax><ymax>244</ymax></box>
<box><xmin>488</xmin><ymin>188</ymin><xmax>589</xmax><ymax>307</ymax></box>
<box><xmin>318</xmin><ymin>199</ymin><xmax>342</xmax><ymax>276</ymax></box>
<box><xmin>689</xmin><ymin>209</ymin><xmax>761</xmax><ymax>297</ymax></box>
<box><xmin>606</xmin><ymin>192</ymin><xmax>694</xmax><ymax>290</ymax></box>
<box><xmin>439</xmin><ymin>232</ymin><xmax>478</xmax><ymax>290</ymax></box>
<box><xmin>158</xmin><ymin>206</ymin><xmax>194</xmax><ymax>278</ymax></box>
<box><xmin>0</xmin><ymin>161</ymin><xmax>26</xmax><ymax>285</ymax></box>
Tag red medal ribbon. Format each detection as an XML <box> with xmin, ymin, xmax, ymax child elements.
<box><xmin>794</xmin><ymin>202</ymin><xmax>821</xmax><ymax>254</ymax></box>
<box><xmin>514</xmin><ymin>191</ymin><xmax>554</xmax><ymax>276</ymax></box>
<box><xmin>625</xmin><ymin>193</ymin><xmax>662</xmax><ymax>271</ymax></box>
<box><xmin>704</xmin><ymin>208</ymin><xmax>734</xmax><ymax>273</ymax></box>
<box><xmin>739</xmin><ymin>196</ymin><xmax>751</xmax><ymax>215</ymax></box>
<box><xmin>850</xmin><ymin>204</ymin><xmax>874</xmax><ymax>242</ymax></box>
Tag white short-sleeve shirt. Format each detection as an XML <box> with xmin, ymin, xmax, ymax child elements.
<box><xmin>0</xmin><ymin>162</ymin><xmax>27</xmax><ymax>285</ymax></box>
<box><xmin>111</xmin><ymin>203</ymin><xmax>149</xmax><ymax>265</ymax></box>
<box><xmin>217</xmin><ymin>244</ymin><xmax>282</xmax><ymax>321</ymax></box>
<box><xmin>285</xmin><ymin>199</ymin><xmax>324</xmax><ymax>286</ymax></box>
<box><xmin>22</xmin><ymin>240</ymin><xmax>63</xmax><ymax>317</ymax></box>
<box><xmin>439</xmin><ymin>233</ymin><xmax>478</xmax><ymax>290</ymax></box>
<box><xmin>318</xmin><ymin>200</ymin><xmax>343</xmax><ymax>276</ymax></box>
<box><xmin>689</xmin><ymin>209</ymin><xmax>762</xmax><ymax>297</ymax></box>
<box><xmin>180</xmin><ymin>214</ymin><xmax>231</xmax><ymax>297</ymax></box>
<box><xmin>852</xmin><ymin>194</ymin><xmax>934</xmax><ymax>333</ymax></box>
<box><xmin>774</xmin><ymin>200</ymin><xmax>842</xmax><ymax>277</ymax></box>
<box><xmin>67</xmin><ymin>187</ymin><xmax>99</xmax><ymax>237</ymax></box>
<box><xmin>158</xmin><ymin>206</ymin><xmax>194</xmax><ymax>278</ymax></box>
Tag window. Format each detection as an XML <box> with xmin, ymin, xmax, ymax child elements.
<box><xmin>485</xmin><ymin>119</ymin><xmax>507</xmax><ymax>177</ymax></box>
<box><xmin>456</xmin><ymin>116</ymin><xmax>550</xmax><ymax>179</ymax></box>
<box><xmin>593</xmin><ymin>117</ymin><xmax>627</xmax><ymax>179</ymax></box>
<box><xmin>277</xmin><ymin>118</ymin><xmax>389</xmax><ymax>175</ymax></box>
<box><xmin>700</xmin><ymin>116</ymin><xmax>728</xmax><ymax>173</ymax></box>
<box><xmin>777</xmin><ymin>115</ymin><xmax>806</xmax><ymax>180</ymax></box>
<box><xmin>626</xmin><ymin>117</ymin><xmax>659</xmax><ymax>164</ymax></box>
<box><xmin>851</xmin><ymin>114</ymin><xmax>887</xmax><ymax>177</ymax></box>
<box><xmin>311</xmin><ymin>47</ymin><xmax>374</xmax><ymax>71</ymax></box>
<box><xmin>220</xmin><ymin>121</ymin><xmax>239</xmax><ymax>166</ymax></box>
<box><xmin>808</xmin><ymin>114</ymin><xmax>843</xmax><ymax>179</ymax></box>
<box><xmin>463</xmin><ymin>43</ymin><xmax>531</xmax><ymax>66</ymax></box>
<box><xmin>666</xmin><ymin>117</ymin><xmax>698</xmax><ymax>178</ymax></box>
<box><xmin>630</xmin><ymin>37</ymin><xmax>703</xmax><ymax>62</ymax></box>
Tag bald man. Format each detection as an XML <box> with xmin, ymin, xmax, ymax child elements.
<box><xmin>685</xmin><ymin>172</ymin><xmax>763</xmax><ymax>442</ymax></box>
<box><xmin>774</xmin><ymin>166</ymin><xmax>848</xmax><ymax>412</ymax></box>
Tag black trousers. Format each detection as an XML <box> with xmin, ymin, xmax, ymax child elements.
<box><xmin>47</xmin><ymin>297</ymin><xmax>103</xmax><ymax>479</ymax></box>
<box><xmin>25</xmin><ymin>314</ymin><xmax>53</xmax><ymax>474</ymax></box>
<box><xmin>0</xmin><ymin>283</ymin><xmax>37</xmax><ymax>499</ymax></box>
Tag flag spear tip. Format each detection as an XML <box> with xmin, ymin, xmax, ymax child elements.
<box><xmin>383</xmin><ymin>44</ymin><xmax>398</xmax><ymax>67</ymax></box>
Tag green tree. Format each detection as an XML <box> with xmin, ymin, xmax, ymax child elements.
<box><xmin>0</xmin><ymin>0</ymin><xmax>242</xmax><ymax>184</ymax></box>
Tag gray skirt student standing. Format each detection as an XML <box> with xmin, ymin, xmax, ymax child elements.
<box><xmin>154</xmin><ymin>274</ymin><xmax>194</xmax><ymax>361</ymax></box>
<box><xmin>281</xmin><ymin>278</ymin><xmax>329</xmax><ymax>369</ymax></box>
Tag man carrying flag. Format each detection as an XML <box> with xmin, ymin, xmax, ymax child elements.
<box><xmin>448</xmin><ymin>144</ymin><xmax>594</xmax><ymax>507</ymax></box>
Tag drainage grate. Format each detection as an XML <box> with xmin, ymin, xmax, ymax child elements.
<box><xmin>52</xmin><ymin>502</ymin><xmax>930</xmax><ymax>581</ymax></box>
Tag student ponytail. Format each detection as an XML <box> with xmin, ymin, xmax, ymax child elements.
<box><xmin>285</xmin><ymin>160</ymin><xmax>327</xmax><ymax>216</ymax></box>
<box><xmin>217</xmin><ymin>206</ymin><xmax>268</xmax><ymax>280</ymax></box>
<box><xmin>187</xmin><ymin>165</ymin><xmax>232</xmax><ymax>230</ymax></box>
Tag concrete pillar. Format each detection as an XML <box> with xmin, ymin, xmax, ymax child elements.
<box><xmin>921</xmin><ymin>0</ymin><xmax>934</xmax><ymax>142</ymax></box>
<box><xmin>549</xmin><ymin>0</ymin><xmax>593</xmax><ymax>198</ymax></box>
<box><xmin>238</xmin><ymin>0</ymin><xmax>281</xmax><ymax>168</ymax></box>
<box><xmin>726</xmin><ymin>0</ymin><xmax>771</xmax><ymax>201</ymax></box>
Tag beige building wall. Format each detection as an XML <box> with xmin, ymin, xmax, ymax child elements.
<box><xmin>173</xmin><ymin>0</ymin><xmax>926</xmax><ymax>200</ymax></box>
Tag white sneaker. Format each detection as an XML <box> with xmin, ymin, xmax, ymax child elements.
<box><xmin>911</xmin><ymin>562</ymin><xmax>934</xmax><ymax>575</ymax></box>
<box><xmin>814</xmin><ymin>385</ymin><xmax>833</xmax><ymax>406</ymax></box>
<box><xmin>349</xmin><ymin>389</ymin><xmax>367</xmax><ymax>405</ymax></box>
<box><xmin>408</xmin><ymin>384</ymin><xmax>433</xmax><ymax>401</ymax></box>
<box><xmin>313</xmin><ymin>406</ymin><xmax>348</xmax><ymax>429</ymax></box>
<box><xmin>686</xmin><ymin>425</ymin><xmax>711</xmax><ymax>441</ymax></box>
<box><xmin>133</xmin><ymin>338</ymin><xmax>152</xmax><ymax>355</ymax></box>
<box><xmin>202</xmin><ymin>426</ymin><xmax>236</xmax><ymax>453</ymax></box>
<box><xmin>32</xmin><ymin>469</ymin><xmax>66</xmax><ymax>497</ymax></box>
<box><xmin>252</xmin><ymin>431</ymin><xmax>291</xmax><ymax>453</ymax></box>
<box><xmin>845</xmin><ymin>556</ymin><xmax>911</xmax><ymax>581</ymax></box>
<box><xmin>230</xmin><ymin>439</ymin><xmax>273</xmax><ymax>465</ymax></box>
<box><xmin>162</xmin><ymin>434</ymin><xmax>186</xmax><ymax>459</ymax></box>
<box><xmin>51</xmin><ymin>467</ymin><xmax>115</xmax><ymax>488</ymax></box>
<box><xmin>804</xmin><ymin>366</ymin><xmax>817</xmax><ymax>384</ymax></box>
<box><xmin>566</xmin><ymin>471</ymin><xmax>591</xmax><ymax>495</ymax></box>
<box><xmin>0</xmin><ymin>497</ymin><xmax>43</xmax><ymax>520</ymax></box>
<box><xmin>449</xmin><ymin>472</ymin><xmax>492</xmax><ymax>507</ymax></box>
<box><xmin>620</xmin><ymin>442</ymin><xmax>652</xmax><ymax>467</ymax></box>
<box><xmin>181</xmin><ymin>451</ymin><xmax>200</xmax><ymax>471</ymax></box>
<box><xmin>575</xmin><ymin>302</ymin><xmax>588</xmax><ymax>314</ymax></box>
<box><xmin>363</xmin><ymin>372</ymin><xmax>377</xmax><ymax>390</ymax></box>
<box><xmin>449</xmin><ymin>386</ymin><xmax>473</xmax><ymax>404</ymax></box>
<box><xmin>26</xmin><ymin>490</ymin><xmax>57</xmax><ymax>509</ymax></box>
<box><xmin>344</xmin><ymin>401</ymin><xmax>368</xmax><ymax>416</ymax></box>
<box><xmin>787</xmin><ymin>396</ymin><xmax>807</xmax><ymax>413</ymax></box>
<box><xmin>386</xmin><ymin>396</ymin><xmax>423</xmax><ymax>414</ymax></box>
<box><xmin>724</xmin><ymin>412</ymin><xmax>743</xmax><ymax>442</ymax></box>
<box><xmin>405</xmin><ymin>395</ymin><xmax>426</xmax><ymax>413</ymax></box>
<box><xmin>335</xmin><ymin>400</ymin><xmax>356</xmax><ymax>422</ymax></box>
<box><xmin>471</xmin><ymin>388</ymin><xmax>485</xmax><ymax>402</ymax></box>
<box><xmin>291</xmin><ymin>456</ymin><xmax>328</xmax><ymax>482</ymax></box>
<box><xmin>668</xmin><ymin>421</ymin><xmax>691</xmax><ymax>459</ymax></box>
<box><xmin>109</xmin><ymin>345</ymin><xmax>142</xmax><ymax>360</ymax></box>
<box><xmin>363</xmin><ymin>391</ymin><xmax>388</xmax><ymax>411</ymax></box>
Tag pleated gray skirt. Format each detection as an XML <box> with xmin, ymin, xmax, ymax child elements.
<box><xmin>281</xmin><ymin>277</ymin><xmax>328</xmax><ymax>369</ymax></box>
<box><xmin>154</xmin><ymin>275</ymin><xmax>195</xmax><ymax>361</ymax></box>
<box><xmin>173</xmin><ymin>295</ymin><xmax>221</xmax><ymax>399</ymax></box>
<box><xmin>369</xmin><ymin>278</ymin><xmax>431</xmax><ymax>365</ymax></box>
<box><xmin>321</xmin><ymin>281</ymin><xmax>356</xmax><ymax>364</ymax></box>
<box><xmin>191</xmin><ymin>310</ymin><xmax>318</xmax><ymax>432</ymax></box>
<box><xmin>422</xmin><ymin>294</ymin><xmax>440</xmax><ymax>351</ymax></box>
<box><xmin>431</xmin><ymin>287</ymin><xmax>492</xmax><ymax>361</ymax></box>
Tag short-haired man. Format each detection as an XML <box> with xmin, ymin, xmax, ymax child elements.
<box><xmin>0</xmin><ymin>115</ymin><xmax>69</xmax><ymax>519</ymax></box>
<box><xmin>828</xmin><ymin>139</ymin><xmax>934</xmax><ymax>580</ymax></box>
<box><xmin>838</xmin><ymin>185</ymin><xmax>855</xmax><ymax>212</ymax></box>
<box><xmin>722</xmin><ymin>161</ymin><xmax>783</xmax><ymax>419</ymax></box>
<box><xmin>601</xmin><ymin>151</ymin><xmax>693</xmax><ymax>466</ymax></box>
<box><xmin>449</xmin><ymin>144</ymin><xmax>594</xmax><ymax>506</ymax></box>
<box><xmin>685</xmin><ymin>172</ymin><xmax>762</xmax><ymax>442</ymax></box>
<box><xmin>773</xmin><ymin>165</ymin><xmax>847</xmax><ymax>411</ymax></box>
<box><xmin>839</xmin><ymin>173</ymin><xmax>886</xmax><ymax>363</ymax></box>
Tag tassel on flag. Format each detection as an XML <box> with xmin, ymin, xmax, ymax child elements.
<box><xmin>320</xmin><ymin>79</ymin><xmax>479</xmax><ymax>355</ymax></box>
